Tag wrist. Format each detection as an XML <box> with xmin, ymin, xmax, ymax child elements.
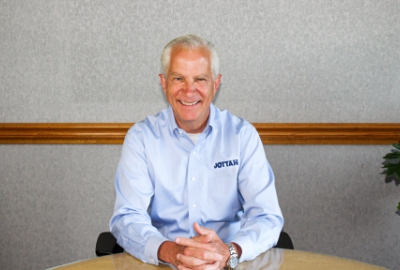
<box><xmin>226</xmin><ymin>242</ymin><xmax>240</xmax><ymax>269</ymax></box>
<box><xmin>158</xmin><ymin>241</ymin><xmax>181</xmax><ymax>265</ymax></box>
<box><xmin>230</xmin><ymin>242</ymin><xmax>242</xmax><ymax>259</ymax></box>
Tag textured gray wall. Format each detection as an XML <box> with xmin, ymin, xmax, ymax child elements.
<box><xmin>1</xmin><ymin>1</ymin><xmax>399</xmax><ymax>269</ymax></box>
<box><xmin>2</xmin><ymin>0</ymin><xmax>399</xmax><ymax>123</ymax></box>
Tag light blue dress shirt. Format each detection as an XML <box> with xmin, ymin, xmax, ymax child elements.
<box><xmin>110</xmin><ymin>104</ymin><xmax>284</xmax><ymax>265</ymax></box>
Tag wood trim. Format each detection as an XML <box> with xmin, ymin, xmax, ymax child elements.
<box><xmin>0</xmin><ymin>123</ymin><xmax>399</xmax><ymax>145</ymax></box>
<box><xmin>256</xmin><ymin>123</ymin><xmax>400</xmax><ymax>144</ymax></box>
<box><xmin>0</xmin><ymin>123</ymin><xmax>130</xmax><ymax>144</ymax></box>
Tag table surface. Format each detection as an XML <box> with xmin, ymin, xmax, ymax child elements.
<box><xmin>49</xmin><ymin>248</ymin><xmax>387</xmax><ymax>270</ymax></box>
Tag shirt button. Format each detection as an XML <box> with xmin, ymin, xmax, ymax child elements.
<box><xmin>193</xmin><ymin>204</ymin><xmax>197</xmax><ymax>208</ymax></box>
<box><xmin>193</xmin><ymin>151</ymin><xmax>196</xmax><ymax>154</ymax></box>
<box><xmin>192</xmin><ymin>177</ymin><xmax>195</xmax><ymax>181</ymax></box>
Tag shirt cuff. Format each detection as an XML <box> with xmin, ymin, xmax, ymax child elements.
<box><xmin>144</xmin><ymin>235</ymin><xmax>169</xmax><ymax>265</ymax></box>
<box><xmin>231</xmin><ymin>235</ymin><xmax>255</xmax><ymax>262</ymax></box>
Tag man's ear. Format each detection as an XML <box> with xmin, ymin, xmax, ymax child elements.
<box><xmin>213</xmin><ymin>74</ymin><xmax>222</xmax><ymax>95</ymax></box>
<box><xmin>159</xmin><ymin>74</ymin><xmax>167</xmax><ymax>94</ymax></box>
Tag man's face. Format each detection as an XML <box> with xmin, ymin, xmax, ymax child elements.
<box><xmin>160</xmin><ymin>46</ymin><xmax>221</xmax><ymax>133</ymax></box>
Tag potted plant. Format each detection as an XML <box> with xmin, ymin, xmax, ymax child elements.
<box><xmin>382</xmin><ymin>143</ymin><xmax>400</xmax><ymax>215</ymax></box>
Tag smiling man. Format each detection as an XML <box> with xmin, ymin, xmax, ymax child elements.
<box><xmin>159</xmin><ymin>45</ymin><xmax>220</xmax><ymax>134</ymax></box>
<box><xmin>110</xmin><ymin>35</ymin><xmax>284</xmax><ymax>270</ymax></box>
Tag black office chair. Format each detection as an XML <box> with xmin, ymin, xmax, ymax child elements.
<box><xmin>96</xmin><ymin>231</ymin><xmax>294</xmax><ymax>256</ymax></box>
<box><xmin>274</xmin><ymin>231</ymin><xmax>294</xmax><ymax>249</ymax></box>
<box><xmin>96</xmin><ymin>232</ymin><xmax>124</xmax><ymax>256</ymax></box>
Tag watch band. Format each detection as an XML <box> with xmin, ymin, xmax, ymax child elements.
<box><xmin>226</xmin><ymin>242</ymin><xmax>239</xmax><ymax>269</ymax></box>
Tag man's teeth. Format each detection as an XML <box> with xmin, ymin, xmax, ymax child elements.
<box><xmin>180</xmin><ymin>100</ymin><xmax>199</xmax><ymax>106</ymax></box>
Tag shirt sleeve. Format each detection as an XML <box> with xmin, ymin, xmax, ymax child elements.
<box><xmin>232</xmin><ymin>124</ymin><xmax>284</xmax><ymax>262</ymax></box>
<box><xmin>109</xmin><ymin>126</ymin><xmax>168</xmax><ymax>265</ymax></box>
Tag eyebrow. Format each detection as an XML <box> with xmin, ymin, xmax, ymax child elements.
<box><xmin>169</xmin><ymin>72</ymin><xmax>183</xmax><ymax>77</ymax></box>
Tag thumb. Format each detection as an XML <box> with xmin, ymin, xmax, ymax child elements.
<box><xmin>193</xmin><ymin>222</ymin><xmax>213</xmax><ymax>243</ymax></box>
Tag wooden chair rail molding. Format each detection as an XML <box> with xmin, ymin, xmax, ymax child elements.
<box><xmin>0</xmin><ymin>123</ymin><xmax>399</xmax><ymax>145</ymax></box>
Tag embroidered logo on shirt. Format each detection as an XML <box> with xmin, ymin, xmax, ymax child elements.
<box><xmin>214</xmin><ymin>159</ymin><xmax>239</xmax><ymax>169</ymax></box>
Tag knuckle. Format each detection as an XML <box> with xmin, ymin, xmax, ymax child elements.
<box><xmin>198</xmin><ymin>250</ymin><xmax>207</xmax><ymax>260</ymax></box>
<box><xmin>210</xmin><ymin>244</ymin><xmax>218</xmax><ymax>252</ymax></box>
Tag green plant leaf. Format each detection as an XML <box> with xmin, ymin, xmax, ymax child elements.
<box><xmin>382</xmin><ymin>161</ymin><xmax>400</xmax><ymax>176</ymax></box>
<box><xmin>382</xmin><ymin>163</ymin><xmax>400</xmax><ymax>169</ymax></box>
<box><xmin>393</xmin><ymin>143</ymin><xmax>400</xmax><ymax>150</ymax></box>
<box><xmin>383</xmin><ymin>152</ymin><xmax>400</xmax><ymax>159</ymax></box>
<box><xmin>388</xmin><ymin>168</ymin><xmax>400</xmax><ymax>179</ymax></box>
<box><xmin>383</xmin><ymin>144</ymin><xmax>400</xmax><ymax>212</ymax></box>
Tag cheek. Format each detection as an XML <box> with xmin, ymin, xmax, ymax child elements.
<box><xmin>196</xmin><ymin>84</ymin><xmax>212</xmax><ymax>94</ymax></box>
<box><xmin>167</xmin><ymin>82</ymin><xmax>184</xmax><ymax>93</ymax></box>
<box><xmin>165</xmin><ymin>85</ymin><xmax>178</xmax><ymax>96</ymax></box>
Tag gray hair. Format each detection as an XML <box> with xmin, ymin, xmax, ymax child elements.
<box><xmin>161</xmin><ymin>34</ymin><xmax>220</xmax><ymax>79</ymax></box>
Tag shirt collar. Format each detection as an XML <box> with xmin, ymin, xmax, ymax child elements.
<box><xmin>166</xmin><ymin>105</ymin><xmax>179</xmax><ymax>131</ymax></box>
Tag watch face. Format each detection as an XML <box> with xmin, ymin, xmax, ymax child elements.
<box><xmin>229</xmin><ymin>256</ymin><xmax>239</xmax><ymax>267</ymax></box>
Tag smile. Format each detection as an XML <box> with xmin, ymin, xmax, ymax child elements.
<box><xmin>180</xmin><ymin>100</ymin><xmax>199</xmax><ymax>106</ymax></box>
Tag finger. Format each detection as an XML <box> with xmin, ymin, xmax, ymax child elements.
<box><xmin>192</xmin><ymin>233</ymin><xmax>213</xmax><ymax>244</ymax></box>
<box><xmin>177</xmin><ymin>264</ymin><xmax>192</xmax><ymax>270</ymax></box>
<box><xmin>177</xmin><ymin>260</ymin><xmax>219</xmax><ymax>270</ymax></box>
<box><xmin>193</xmin><ymin>222</ymin><xmax>212</xmax><ymax>236</ymax></box>
<box><xmin>175</xmin><ymin>237</ymin><xmax>211</xmax><ymax>251</ymax></box>
<box><xmin>193</xmin><ymin>223</ymin><xmax>215</xmax><ymax>243</ymax></box>
<box><xmin>192</xmin><ymin>260</ymin><xmax>220</xmax><ymax>270</ymax></box>
<box><xmin>183</xmin><ymin>247</ymin><xmax>224</xmax><ymax>262</ymax></box>
<box><xmin>204</xmin><ymin>260</ymin><xmax>220</xmax><ymax>270</ymax></box>
<box><xmin>177</xmin><ymin>253</ymin><xmax>210</xmax><ymax>267</ymax></box>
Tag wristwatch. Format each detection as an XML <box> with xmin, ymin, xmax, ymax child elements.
<box><xmin>226</xmin><ymin>242</ymin><xmax>239</xmax><ymax>269</ymax></box>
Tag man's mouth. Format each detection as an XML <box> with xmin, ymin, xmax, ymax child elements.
<box><xmin>180</xmin><ymin>100</ymin><xmax>199</xmax><ymax>106</ymax></box>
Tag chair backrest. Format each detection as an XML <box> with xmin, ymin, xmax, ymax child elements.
<box><xmin>96</xmin><ymin>232</ymin><xmax>124</xmax><ymax>256</ymax></box>
<box><xmin>274</xmin><ymin>231</ymin><xmax>294</xmax><ymax>249</ymax></box>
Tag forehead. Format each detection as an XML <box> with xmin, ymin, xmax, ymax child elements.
<box><xmin>168</xmin><ymin>46</ymin><xmax>212</xmax><ymax>73</ymax></box>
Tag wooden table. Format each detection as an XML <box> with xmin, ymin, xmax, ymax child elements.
<box><xmin>49</xmin><ymin>248</ymin><xmax>387</xmax><ymax>270</ymax></box>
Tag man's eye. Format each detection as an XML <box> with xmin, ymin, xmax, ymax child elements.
<box><xmin>197</xmin><ymin>78</ymin><xmax>206</xmax><ymax>81</ymax></box>
<box><xmin>174</xmin><ymin>77</ymin><xmax>182</xmax><ymax>81</ymax></box>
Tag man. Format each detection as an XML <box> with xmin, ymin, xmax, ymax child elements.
<box><xmin>110</xmin><ymin>34</ymin><xmax>283</xmax><ymax>270</ymax></box>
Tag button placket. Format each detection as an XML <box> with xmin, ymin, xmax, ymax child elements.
<box><xmin>187</xmin><ymin>147</ymin><xmax>201</xmax><ymax>233</ymax></box>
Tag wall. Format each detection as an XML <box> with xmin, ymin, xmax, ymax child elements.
<box><xmin>1</xmin><ymin>1</ymin><xmax>399</xmax><ymax>269</ymax></box>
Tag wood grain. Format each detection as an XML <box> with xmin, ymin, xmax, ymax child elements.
<box><xmin>1</xmin><ymin>123</ymin><xmax>399</xmax><ymax>144</ymax></box>
<box><xmin>256</xmin><ymin>123</ymin><xmax>400</xmax><ymax>144</ymax></box>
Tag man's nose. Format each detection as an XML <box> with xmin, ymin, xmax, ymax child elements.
<box><xmin>184</xmin><ymin>80</ymin><xmax>195</xmax><ymax>92</ymax></box>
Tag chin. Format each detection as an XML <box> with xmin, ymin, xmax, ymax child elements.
<box><xmin>177</xmin><ymin>111</ymin><xmax>200</xmax><ymax>119</ymax></box>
